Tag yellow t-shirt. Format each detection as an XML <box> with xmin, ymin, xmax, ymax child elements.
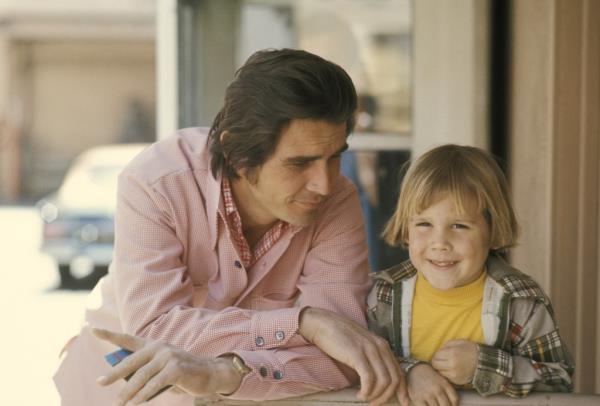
<box><xmin>410</xmin><ymin>270</ymin><xmax>486</xmax><ymax>362</ymax></box>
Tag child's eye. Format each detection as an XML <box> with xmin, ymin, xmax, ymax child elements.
<box><xmin>415</xmin><ymin>222</ymin><xmax>431</xmax><ymax>227</ymax></box>
<box><xmin>451</xmin><ymin>223</ymin><xmax>469</xmax><ymax>230</ymax></box>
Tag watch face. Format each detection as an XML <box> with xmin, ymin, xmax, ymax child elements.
<box><xmin>232</xmin><ymin>355</ymin><xmax>251</xmax><ymax>375</ymax></box>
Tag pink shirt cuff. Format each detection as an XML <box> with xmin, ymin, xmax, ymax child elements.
<box><xmin>249</xmin><ymin>306</ymin><xmax>308</xmax><ymax>349</ymax></box>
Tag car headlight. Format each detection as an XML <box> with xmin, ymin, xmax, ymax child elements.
<box><xmin>39</xmin><ymin>201</ymin><xmax>59</xmax><ymax>223</ymax></box>
<box><xmin>80</xmin><ymin>223</ymin><xmax>99</xmax><ymax>243</ymax></box>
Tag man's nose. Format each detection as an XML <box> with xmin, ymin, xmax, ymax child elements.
<box><xmin>306</xmin><ymin>162</ymin><xmax>333</xmax><ymax>196</ymax></box>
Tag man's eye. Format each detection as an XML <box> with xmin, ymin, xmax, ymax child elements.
<box><xmin>289</xmin><ymin>160</ymin><xmax>310</xmax><ymax>168</ymax></box>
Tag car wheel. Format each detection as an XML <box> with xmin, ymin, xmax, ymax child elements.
<box><xmin>59</xmin><ymin>264</ymin><xmax>108</xmax><ymax>290</ymax></box>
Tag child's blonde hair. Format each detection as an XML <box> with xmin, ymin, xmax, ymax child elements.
<box><xmin>383</xmin><ymin>144</ymin><xmax>519</xmax><ymax>250</ymax></box>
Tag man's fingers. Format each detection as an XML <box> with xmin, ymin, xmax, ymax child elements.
<box><xmin>365</xmin><ymin>370</ymin><xmax>393</xmax><ymax>405</ymax></box>
<box><xmin>352</xmin><ymin>349</ymin><xmax>381</xmax><ymax>402</ymax></box>
<box><xmin>436</xmin><ymin>394</ymin><xmax>451</xmax><ymax>406</ymax></box>
<box><xmin>445</xmin><ymin>385</ymin><xmax>459</xmax><ymax>406</ymax></box>
<box><xmin>394</xmin><ymin>364</ymin><xmax>409</xmax><ymax>406</ymax></box>
<box><xmin>131</xmin><ymin>373</ymin><xmax>172</xmax><ymax>404</ymax></box>
<box><xmin>363</xmin><ymin>346</ymin><xmax>392</xmax><ymax>400</ymax></box>
<box><xmin>352</xmin><ymin>334</ymin><xmax>403</xmax><ymax>403</ymax></box>
<box><xmin>439</xmin><ymin>380</ymin><xmax>459</xmax><ymax>406</ymax></box>
<box><xmin>113</xmin><ymin>360</ymin><xmax>162</xmax><ymax>406</ymax></box>
<box><xmin>419</xmin><ymin>395</ymin><xmax>439</xmax><ymax>406</ymax></box>
<box><xmin>356</xmin><ymin>342</ymin><xmax>402</xmax><ymax>405</ymax></box>
<box><xmin>369</xmin><ymin>371</ymin><xmax>397</xmax><ymax>406</ymax></box>
<box><xmin>368</xmin><ymin>344</ymin><xmax>401</xmax><ymax>404</ymax></box>
<box><xmin>355</xmin><ymin>361</ymin><xmax>375</xmax><ymax>401</ymax></box>
<box><xmin>122</xmin><ymin>357</ymin><xmax>167</xmax><ymax>399</ymax></box>
<box><xmin>396</xmin><ymin>386</ymin><xmax>410</xmax><ymax>406</ymax></box>
<box><xmin>91</xmin><ymin>328</ymin><xmax>146</xmax><ymax>352</ymax></box>
<box><xmin>97</xmin><ymin>347</ymin><xmax>155</xmax><ymax>386</ymax></box>
<box><xmin>433</xmin><ymin>384</ymin><xmax>454</xmax><ymax>406</ymax></box>
<box><xmin>127</xmin><ymin>362</ymin><xmax>173</xmax><ymax>404</ymax></box>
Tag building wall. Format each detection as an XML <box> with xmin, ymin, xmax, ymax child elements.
<box><xmin>0</xmin><ymin>2</ymin><xmax>155</xmax><ymax>202</ymax></box>
<box><xmin>510</xmin><ymin>0</ymin><xmax>600</xmax><ymax>394</ymax></box>
<box><xmin>17</xmin><ymin>40</ymin><xmax>155</xmax><ymax>199</ymax></box>
<box><xmin>412</xmin><ymin>0</ymin><xmax>489</xmax><ymax>157</ymax></box>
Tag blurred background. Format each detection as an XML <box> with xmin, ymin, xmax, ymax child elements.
<box><xmin>0</xmin><ymin>0</ymin><xmax>598</xmax><ymax>404</ymax></box>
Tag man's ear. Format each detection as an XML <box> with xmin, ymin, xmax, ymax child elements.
<box><xmin>219</xmin><ymin>131</ymin><xmax>230</xmax><ymax>164</ymax></box>
<box><xmin>219</xmin><ymin>130</ymin><xmax>229</xmax><ymax>146</ymax></box>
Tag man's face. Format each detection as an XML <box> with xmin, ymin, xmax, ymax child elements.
<box><xmin>231</xmin><ymin>119</ymin><xmax>348</xmax><ymax>228</ymax></box>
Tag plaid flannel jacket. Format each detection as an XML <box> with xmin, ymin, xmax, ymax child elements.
<box><xmin>367</xmin><ymin>254</ymin><xmax>574</xmax><ymax>397</ymax></box>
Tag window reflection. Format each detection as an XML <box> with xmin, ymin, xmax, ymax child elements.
<box><xmin>296</xmin><ymin>0</ymin><xmax>412</xmax><ymax>134</ymax></box>
<box><xmin>239</xmin><ymin>0</ymin><xmax>412</xmax><ymax>136</ymax></box>
<box><xmin>237</xmin><ymin>0</ymin><xmax>413</xmax><ymax>268</ymax></box>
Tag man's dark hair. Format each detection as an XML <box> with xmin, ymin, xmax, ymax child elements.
<box><xmin>209</xmin><ymin>48</ymin><xmax>357</xmax><ymax>179</ymax></box>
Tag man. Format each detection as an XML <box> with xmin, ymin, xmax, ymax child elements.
<box><xmin>54</xmin><ymin>49</ymin><xmax>405</xmax><ymax>406</ymax></box>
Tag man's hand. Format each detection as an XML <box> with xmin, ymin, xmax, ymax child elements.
<box><xmin>299</xmin><ymin>308</ymin><xmax>408</xmax><ymax>406</ymax></box>
<box><xmin>92</xmin><ymin>328</ymin><xmax>243</xmax><ymax>405</ymax></box>
<box><xmin>407</xmin><ymin>363</ymin><xmax>459</xmax><ymax>406</ymax></box>
<box><xmin>431</xmin><ymin>339</ymin><xmax>478</xmax><ymax>385</ymax></box>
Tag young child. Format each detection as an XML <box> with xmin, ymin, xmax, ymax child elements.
<box><xmin>367</xmin><ymin>144</ymin><xmax>574</xmax><ymax>404</ymax></box>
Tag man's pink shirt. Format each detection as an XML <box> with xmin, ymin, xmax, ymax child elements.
<box><xmin>53</xmin><ymin>127</ymin><xmax>371</xmax><ymax>405</ymax></box>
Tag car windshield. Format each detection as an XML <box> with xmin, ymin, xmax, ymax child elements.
<box><xmin>54</xmin><ymin>144</ymin><xmax>148</xmax><ymax>211</ymax></box>
<box><xmin>87</xmin><ymin>166</ymin><xmax>123</xmax><ymax>188</ymax></box>
<box><xmin>56</xmin><ymin>163</ymin><xmax>126</xmax><ymax>210</ymax></box>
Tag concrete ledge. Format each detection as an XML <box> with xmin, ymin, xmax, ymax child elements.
<box><xmin>195</xmin><ymin>388</ymin><xmax>600</xmax><ymax>406</ymax></box>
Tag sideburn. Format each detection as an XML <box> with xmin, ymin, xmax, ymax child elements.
<box><xmin>241</xmin><ymin>166</ymin><xmax>260</xmax><ymax>185</ymax></box>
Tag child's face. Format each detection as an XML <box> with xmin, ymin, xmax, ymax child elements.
<box><xmin>407</xmin><ymin>195</ymin><xmax>491</xmax><ymax>290</ymax></box>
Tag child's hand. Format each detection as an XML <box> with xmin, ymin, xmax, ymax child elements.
<box><xmin>431</xmin><ymin>339</ymin><xmax>478</xmax><ymax>385</ymax></box>
<box><xmin>406</xmin><ymin>363</ymin><xmax>458</xmax><ymax>406</ymax></box>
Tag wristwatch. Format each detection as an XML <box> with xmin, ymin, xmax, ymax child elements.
<box><xmin>230</xmin><ymin>354</ymin><xmax>251</xmax><ymax>376</ymax></box>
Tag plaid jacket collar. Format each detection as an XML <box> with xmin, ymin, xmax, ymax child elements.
<box><xmin>485</xmin><ymin>255</ymin><xmax>550</xmax><ymax>305</ymax></box>
<box><xmin>373</xmin><ymin>254</ymin><xmax>549</xmax><ymax>304</ymax></box>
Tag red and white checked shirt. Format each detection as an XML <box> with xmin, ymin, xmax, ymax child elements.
<box><xmin>54</xmin><ymin>128</ymin><xmax>371</xmax><ymax>405</ymax></box>
<box><xmin>221</xmin><ymin>177</ymin><xmax>288</xmax><ymax>268</ymax></box>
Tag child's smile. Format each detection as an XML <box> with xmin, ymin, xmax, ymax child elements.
<box><xmin>427</xmin><ymin>259</ymin><xmax>458</xmax><ymax>269</ymax></box>
<box><xmin>408</xmin><ymin>195</ymin><xmax>492</xmax><ymax>290</ymax></box>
